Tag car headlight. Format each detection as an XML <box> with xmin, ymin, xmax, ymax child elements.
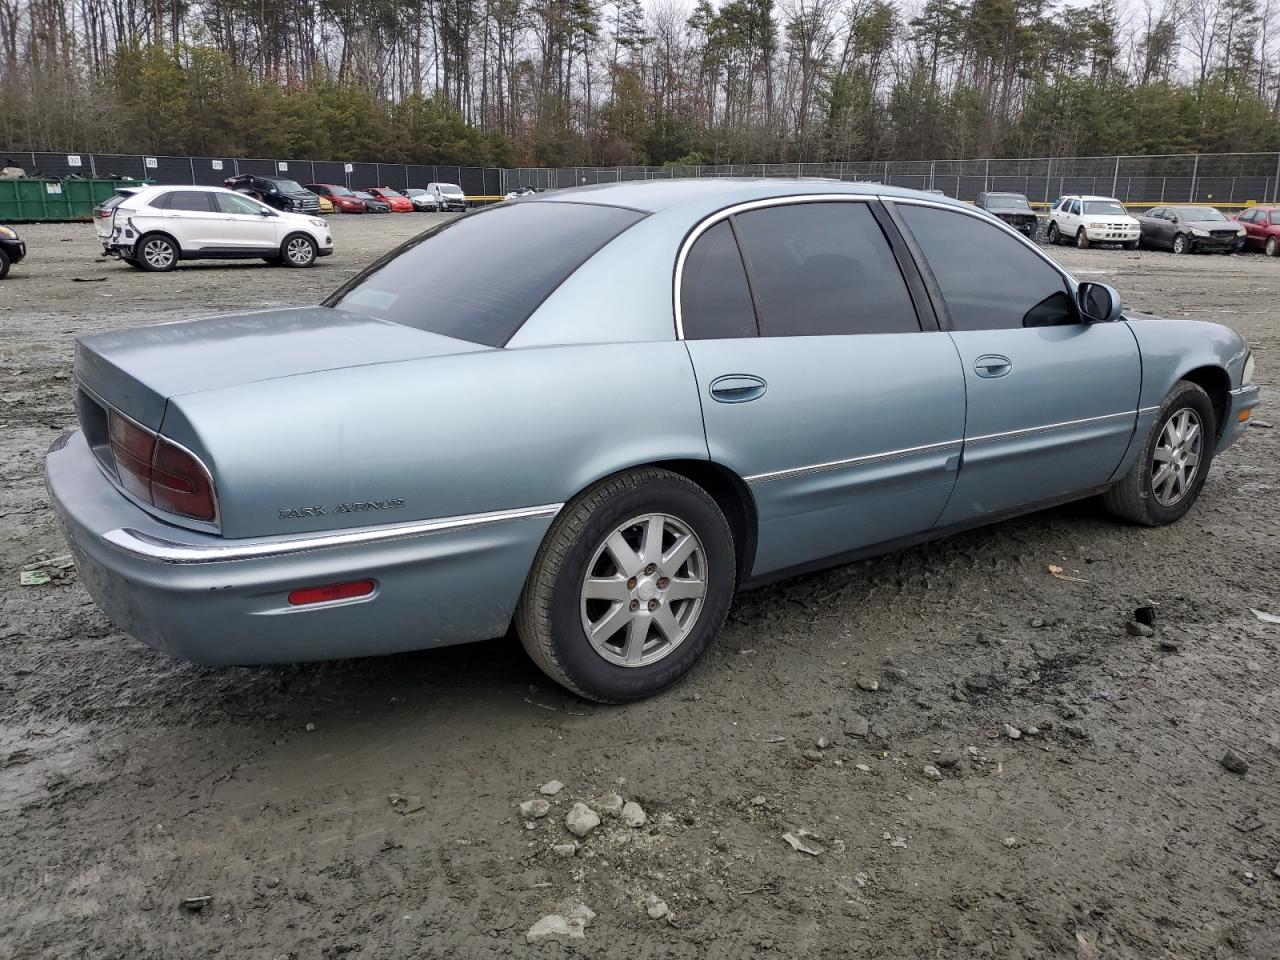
<box><xmin>308</xmin><ymin>217</ymin><xmax>327</xmax><ymax>228</ymax></box>
<box><xmin>1243</xmin><ymin>352</ymin><xmax>1255</xmax><ymax>386</ymax></box>
<box><xmin>1236</xmin><ymin>226</ymin><xmax>1246</xmax><ymax>236</ymax></box>
<box><xmin>0</xmin><ymin>225</ymin><xmax>15</xmax><ymax>239</ymax></box>
<box><xmin>1189</xmin><ymin>228</ymin><xmax>1208</xmax><ymax>237</ymax></box>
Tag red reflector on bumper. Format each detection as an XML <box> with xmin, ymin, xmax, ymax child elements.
<box><xmin>288</xmin><ymin>580</ymin><xmax>376</xmax><ymax>606</ymax></box>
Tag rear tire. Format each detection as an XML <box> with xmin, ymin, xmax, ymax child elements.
<box><xmin>516</xmin><ymin>468</ymin><xmax>736</xmax><ymax>703</ymax></box>
<box><xmin>1103</xmin><ymin>380</ymin><xmax>1216</xmax><ymax>526</ymax></box>
<box><xmin>280</xmin><ymin>234</ymin><xmax>317</xmax><ymax>268</ymax></box>
<box><xmin>136</xmin><ymin>233</ymin><xmax>178</xmax><ymax>272</ymax></box>
<box><xmin>0</xmin><ymin>248</ymin><xmax>9</xmax><ymax>280</ymax></box>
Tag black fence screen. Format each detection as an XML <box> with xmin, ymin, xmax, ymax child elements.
<box><xmin>2</xmin><ymin>150</ymin><xmax>505</xmax><ymax>200</ymax></box>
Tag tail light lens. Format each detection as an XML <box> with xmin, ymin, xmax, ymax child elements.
<box><xmin>106</xmin><ymin>410</ymin><xmax>216</xmax><ymax>522</ymax></box>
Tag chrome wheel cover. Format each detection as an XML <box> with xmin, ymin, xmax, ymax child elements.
<box><xmin>580</xmin><ymin>513</ymin><xmax>707</xmax><ymax>668</ymax></box>
<box><xmin>143</xmin><ymin>239</ymin><xmax>174</xmax><ymax>268</ymax></box>
<box><xmin>1151</xmin><ymin>408</ymin><xmax>1202</xmax><ymax>507</ymax></box>
<box><xmin>287</xmin><ymin>238</ymin><xmax>313</xmax><ymax>264</ymax></box>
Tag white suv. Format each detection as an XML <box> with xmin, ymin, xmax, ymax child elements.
<box><xmin>1046</xmin><ymin>195</ymin><xmax>1140</xmax><ymax>249</ymax></box>
<box><xmin>97</xmin><ymin>185</ymin><xmax>333</xmax><ymax>271</ymax></box>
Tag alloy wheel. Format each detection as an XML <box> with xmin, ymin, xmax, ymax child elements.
<box><xmin>1151</xmin><ymin>408</ymin><xmax>1202</xmax><ymax>507</ymax></box>
<box><xmin>1173</xmin><ymin>234</ymin><xmax>1188</xmax><ymax>254</ymax></box>
<box><xmin>143</xmin><ymin>239</ymin><xmax>174</xmax><ymax>269</ymax></box>
<box><xmin>579</xmin><ymin>513</ymin><xmax>707</xmax><ymax>668</ymax></box>
<box><xmin>287</xmin><ymin>237</ymin><xmax>314</xmax><ymax>265</ymax></box>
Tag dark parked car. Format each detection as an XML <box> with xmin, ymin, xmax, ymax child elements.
<box><xmin>223</xmin><ymin>174</ymin><xmax>322</xmax><ymax>215</ymax></box>
<box><xmin>976</xmin><ymin>192</ymin><xmax>1038</xmax><ymax>237</ymax></box>
<box><xmin>1138</xmin><ymin>205</ymin><xmax>1245</xmax><ymax>254</ymax></box>
<box><xmin>1234</xmin><ymin>205</ymin><xmax>1280</xmax><ymax>256</ymax></box>
<box><xmin>306</xmin><ymin>183</ymin><xmax>366</xmax><ymax>214</ymax></box>
<box><xmin>352</xmin><ymin>191</ymin><xmax>391</xmax><ymax>214</ymax></box>
<box><xmin>0</xmin><ymin>223</ymin><xmax>26</xmax><ymax>279</ymax></box>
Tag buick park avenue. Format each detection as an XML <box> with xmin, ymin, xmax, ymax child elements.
<box><xmin>46</xmin><ymin>180</ymin><xmax>1260</xmax><ymax>702</ymax></box>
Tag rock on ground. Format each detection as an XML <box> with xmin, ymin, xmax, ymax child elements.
<box><xmin>565</xmin><ymin>802</ymin><xmax>602</xmax><ymax>838</ymax></box>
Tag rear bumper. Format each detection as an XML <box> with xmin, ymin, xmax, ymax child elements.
<box><xmin>1219</xmin><ymin>384</ymin><xmax>1261</xmax><ymax>453</ymax></box>
<box><xmin>1</xmin><ymin>239</ymin><xmax>24</xmax><ymax>263</ymax></box>
<box><xmin>46</xmin><ymin>430</ymin><xmax>558</xmax><ymax>665</ymax></box>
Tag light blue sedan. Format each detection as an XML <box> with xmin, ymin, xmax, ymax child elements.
<box><xmin>46</xmin><ymin>180</ymin><xmax>1260</xmax><ymax>702</ymax></box>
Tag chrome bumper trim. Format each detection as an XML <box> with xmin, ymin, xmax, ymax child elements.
<box><xmin>102</xmin><ymin>503</ymin><xmax>563</xmax><ymax>564</ymax></box>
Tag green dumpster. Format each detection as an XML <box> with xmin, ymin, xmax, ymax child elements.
<box><xmin>0</xmin><ymin>178</ymin><xmax>150</xmax><ymax>222</ymax></box>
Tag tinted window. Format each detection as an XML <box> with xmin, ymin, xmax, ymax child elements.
<box><xmin>680</xmin><ymin>221</ymin><xmax>756</xmax><ymax>339</ymax></box>
<box><xmin>1069</xmin><ymin>200</ymin><xmax>1081</xmax><ymax>215</ymax></box>
<box><xmin>161</xmin><ymin>191</ymin><xmax>212</xmax><ymax>212</ymax></box>
<box><xmin>328</xmin><ymin>202</ymin><xmax>644</xmax><ymax>346</ymax></box>
<box><xmin>1238</xmin><ymin>209</ymin><xmax>1257</xmax><ymax>222</ymax></box>
<box><xmin>733</xmin><ymin>202</ymin><xmax>918</xmax><ymax>336</ymax></box>
<box><xmin>900</xmin><ymin>204</ymin><xmax>1076</xmax><ymax>331</ymax></box>
<box><xmin>215</xmin><ymin>192</ymin><xmax>267</xmax><ymax>215</ymax></box>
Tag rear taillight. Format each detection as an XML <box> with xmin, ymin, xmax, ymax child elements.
<box><xmin>95</xmin><ymin>209</ymin><xmax>112</xmax><ymax>218</ymax></box>
<box><xmin>106</xmin><ymin>410</ymin><xmax>216</xmax><ymax>522</ymax></box>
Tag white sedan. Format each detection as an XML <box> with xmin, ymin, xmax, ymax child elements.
<box><xmin>97</xmin><ymin>185</ymin><xmax>333</xmax><ymax>271</ymax></box>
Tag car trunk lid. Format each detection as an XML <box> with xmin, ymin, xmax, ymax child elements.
<box><xmin>74</xmin><ymin>306</ymin><xmax>489</xmax><ymax>429</ymax></box>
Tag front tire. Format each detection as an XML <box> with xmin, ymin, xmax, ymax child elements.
<box><xmin>281</xmin><ymin>234</ymin><xmax>317</xmax><ymax>268</ymax></box>
<box><xmin>1267</xmin><ymin>236</ymin><xmax>1278</xmax><ymax>257</ymax></box>
<box><xmin>516</xmin><ymin>468</ymin><xmax>736</xmax><ymax>703</ymax></box>
<box><xmin>1173</xmin><ymin>233</ymin><xmax>1190</xmax><ymax>255</ymax></box>
<box><xmin>1103</xmin><ymin>381</ymin><xmax>1216</xmax><ymax>526</ymax></box>
<box><xmin>1047</xmin><ymin>222</ymin><xmax>1060</xmax><ymax>245</ymax></box>
<box><xmin>1076</xmin><ymin>228</ymin><xmax>1090</xmax><ymax>249</ymax></box>
<box><xmin>136</xmin><ymin>233</ymin><xmax>178</xmax><ymax>272</ymax></box>
<box><xmin>0</xmin><ymin>248</ymin><xmax>9</xmax><ymax>280</ymax></box>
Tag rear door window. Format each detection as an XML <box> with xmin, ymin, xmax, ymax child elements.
<box><xmin>898</xmin><ymin>204</ymin><xmax>1077</xmax><ymax>331</ymax></box>
<box><xmin>327</xmin><ymin>202</ymin><xmax>644</xmax><ymax>346</ymax></box>
<box><xmin>161</xmin><ymin>191</ymin><xmax>214</xmax><ymax>212</ymax></box>
<box><xmin>732</xmin><ymin>202</ymin><xmax>920</xmax><ymax>336</ymax></box>
<box><xmin>680</xmin><ymin>221</ymin><xmax>757</xmax><ymax>339</ymax></box>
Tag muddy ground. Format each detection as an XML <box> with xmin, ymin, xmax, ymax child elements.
<box><xmin>1</xmin><ymin>214</ymin><xmax>1277</xmax><ymax>959</ymax></box>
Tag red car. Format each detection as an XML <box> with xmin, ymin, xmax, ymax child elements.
<box><xmin>363</xmin><ymin>187</ymin><xmax>415</xmax><ymax>213</ymax></box>
<box><xmin>1235</xmin><ymin>205</ymin><xmax>1280</xmax><ymax>257</ymax></box>
<box><xmin>305</xmin><ymin>183</ymin><xmax>367</xmax><ymax>214</ymax></box>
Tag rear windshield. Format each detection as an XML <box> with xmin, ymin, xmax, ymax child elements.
<box><xmin>327</xmin><ymin>201</ymin><xmax>644</xmax><ymax>346</ymax></box>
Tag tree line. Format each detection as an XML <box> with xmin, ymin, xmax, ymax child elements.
<box><xmin>1</xmin><ymin>0</ymin><xmax>1277</xmax><ymax>167</ymax></box>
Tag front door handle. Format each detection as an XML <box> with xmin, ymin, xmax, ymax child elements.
<box><xmin>974</xmin><ymin>355</ymin><xmax>1012</xmax><ymax>379</ymax></box>
<box><xmin>709</xmin><ymin>374</ymin><xmax>767</xmax><ymax>403</ymax></box>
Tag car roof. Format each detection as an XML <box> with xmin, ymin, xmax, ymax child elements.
<box><xmin>528</xmin><ymin>177</ymin><xmax>974</xmax><ymax>214</ymax></box>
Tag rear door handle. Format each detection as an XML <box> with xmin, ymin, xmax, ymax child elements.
<box><xmin>974</xmin><ymin>355</ymin><xmax>1012</xmax><ymax>379</ymax></box>
<box><xmin>709</xmin><ymin>374</ymin><xmax>767</xmax><ymax>403</ymax></box>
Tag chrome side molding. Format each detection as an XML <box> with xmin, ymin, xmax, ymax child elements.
<box><xmin>102</xmin><ymin>503</ymin><xmax>564</xmax><ymax>564</ymax></box>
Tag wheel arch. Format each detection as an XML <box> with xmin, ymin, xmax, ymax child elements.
<box><xmin>1178</xmin><ymin>365</ymin><xmax>1231</xmax><ymax>437</ymax></box>
<box><xmin>549</xmin><ymin>458</ymin><xmax>759</xmax><ymax>588</ymax></box>
<box><xmin>135</xmin><ymin>229</ymin><xmax>181</xmax><ymax>254</ymax></box>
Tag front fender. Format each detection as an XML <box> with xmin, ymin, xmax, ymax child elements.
<box><xmin>1124</xmin><ymin>316</ymin><xmax>1250</xmax><ymax>404</ymax></box>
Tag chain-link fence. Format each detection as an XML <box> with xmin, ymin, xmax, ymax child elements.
<box><xmin>5</xmin><ymin>149</ymin><xmax>1279</xmax><ymax>208</ymax></box>
<box><xmin>0</xmin><ymin>150</ymin><xmax>505</xmax><ymax>199</ymax></box>
<box><xmin>504</xmin><ymin>153</ymin><xmax>1280</xmax><ymax>207</ymax></box>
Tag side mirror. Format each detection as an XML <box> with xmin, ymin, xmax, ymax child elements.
<box><xmin>259</xmin><ymin>208</ymin><xmax>273</xmax><ymax>216</ymax></box>
<box><xmin>1078</xmin><ymin>282</ymin><xmax>1122</xmax><ymax>323</ymax></box>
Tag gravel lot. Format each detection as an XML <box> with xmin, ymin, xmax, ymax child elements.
<box><xmin>1</xmin><ymin>214</ymin><xmax>1277</xmax><ymax>959</ymax></box>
